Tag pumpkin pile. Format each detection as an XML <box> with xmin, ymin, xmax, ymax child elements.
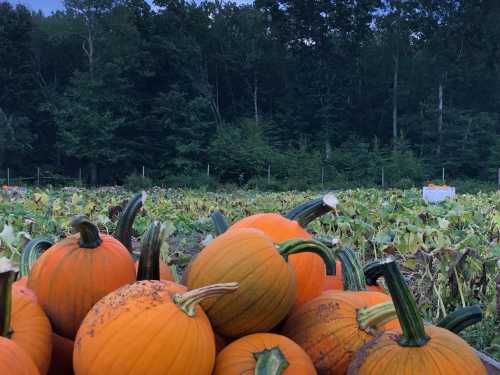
<box><xmin>0</xmin><ymin>192</ymin><xmax>488</xmax><ymax>374</ymax></box>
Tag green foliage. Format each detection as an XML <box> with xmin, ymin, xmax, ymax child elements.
<box><xmin>124</xmin><ymin>173</ymin><xmax>153</xmax><ymax>191</ymax></box>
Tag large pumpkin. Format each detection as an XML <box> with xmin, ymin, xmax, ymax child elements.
<box><xmin>28</xmin><ymin>215</ymin><xmax>136</xmax><ymax>339</ymax></box>
<box><xmin>0</xmin><ymin>336</ymin><xmax>40</xmax><ymax>375</ymax></box>
<box><xmin>214</xmin><ymin>333</ymin><xmax>317</xmax><ymax>375</ymax></box>
<box><xmin>348</xmin><ymin>258</ymin><xmax>487</xmax><ymax>375</ymax></box>
<box><xmin>74</xmin><ymin>281</ymin><xmax>238</xmax><ymax>375</ymax></box>
<box><xmin>48</xmin><ymin>334</ymin><xmax>73</xmax><ymax>375</ymax></box>
<box><xmin>225</xmin><ymin>194</ymin><xmax>339</xmax><ymax>307</ymax></box>
<box><xmin>185</xmin><ymin>228</ymin><xmax>335</xmax><ymax>337</ymax></box>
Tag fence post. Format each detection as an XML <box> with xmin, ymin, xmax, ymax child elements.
<box><xmin>381</xmin><ymin>167</ymin><xmax>385</xmax><ymax>188</ymax></box>
<box><xmin>142</xmin><ymin>165</ymin><xmax>145</xmax><ymax>179</ymax></box>
<box><xmin>78</xmin><ymin>168</ymin><xmax>82</xmax><ymax>186</ymax></box>
<box><xmin>267</xmin><ymin>164</ymin><xmax>271</xmax><ymax>184</ymax></box>
<box><xmin>7</xmin><ymin>168</ymin><xmax>9</xmax><ymax>186</ymax></box>
<box><xmin>321</xmin><ymin>167</ymin><xmax>325</xmax><ymax>188</ymax></box>
<box><xmin>207</xmin><ymin>163</ymin><xmax>210</xmax><ymax>178</ymax></box>
<box><xmin>37</xmin><ymin>167</ymin><xmax>40</xmax><ymax>186</ymax></box>
<box><xmin>442</xmin><ymin>167</ymin><xmax>445</xmax><ymax>184</ymax></box>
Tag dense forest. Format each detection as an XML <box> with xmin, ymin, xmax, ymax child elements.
<box><xmin>1</xmin><ymin>0</ymin><xmax>499</xmax><ymax>188</ymax></box>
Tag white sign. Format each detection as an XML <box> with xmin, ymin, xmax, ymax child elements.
<box><xmin>422</xmin><ymin>186</ymin><xmax>456</xmax><ymax>203</ymax></box>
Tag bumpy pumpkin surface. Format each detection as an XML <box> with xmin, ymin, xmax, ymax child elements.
<box><xmin>48</xmin><ymin>334</ymin><xmax>74</xmax><ymax>375</ymax></box>
<box><xmin>228</xmin><ymin>213</ymin><xmax>330</xmax><ymax>307</ymax></box>
<box><xmin>185</xmin><ymin>228</ymin><xmax>296</xmax><ymax>337</ymax></box>
<box><xmin>12</xmin><ymin>287</ymin><xmax>52</xmax><ymax>375</ymax></box>
<box><xmin>214</xmin><ymin>333</ymin><xmax>317</xmax><ymax>375</ymax></box>
<box><xmin>0</xmin><ymin>336</ymin><xmax>40</xmax><ymax>375</ymax></box>
<box><xmin>348</xmin><ymin>326</ymin><xmax>487</xmax><ymax>375</ymax></box>
<box><xmin>28</xmin><ymin>221</ymin><xmax>136</xmax><ymax>339</ymax></box>
<box><xmin>74</xmin><ymin>280</ymin><xmax>234</xmax><ymax>375</ymax></box>
<box><xmin>282</xmin><ymin>290</ymin><xmax>398</xmax><ymax>375</ymax></box>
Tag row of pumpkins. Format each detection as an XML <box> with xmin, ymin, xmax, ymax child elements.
<box><xmin>0</xmin><ymin>192</ymin><xmax>488</xmax><ymax>374</ymax></box>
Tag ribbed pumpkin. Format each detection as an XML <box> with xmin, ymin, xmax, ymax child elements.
<box><xmin>0</xmin><ymin>336</ymin><xmax>40</xmax><ymax>375</ymax></box>
<box><xmin>226</xmin><ymin>194</ymin><xmax>339</xmax><ymax>307</ymax></box>
<box><xmin>28</xmin><ymin>215</ymin><xmax>136</xmax><ymax>339</ymax></box>
<box><xmin>74</xmin><ymin>281</ymin><xmax>238</xmax><ymax>375</ymax></box>
<box><xmin>185</xmin><ymin>228</ymin><xmax>335</xmax><ymax>337</ymax></box>
<box><xmin>214</xmin><ymin>333</ymin><xmax>317</xmax><ymax>375</ymax></box>
<box><xmin>48</xmin><ymin>334</ymin><xmax>73</xmax><ymax>375</ymax></box>
<box><xmin>348</xmin><ymin>258</ymin><xmax>487</xmax><ymax>375</ymax></box>
<box><xmin>0</xmin><ymin>258</ymin><xmax>52</xmax><ymax>375</ymax></box>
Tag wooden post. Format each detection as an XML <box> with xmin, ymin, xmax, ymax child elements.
<box><xmin>321</xmin><ymin>167</ymin><xmax>325</xmax><ymax>188</ymax></box>
<box><xmin>381</xmin><ymin>167</ymin><xmax>385</xmax><ymax>188</ymax></box>
<box><xmin>267</xmin><ymin>164</ymin><xmax>271</xmax><ymax>184</ymax></box>
<box><xmin>37</xmin><ymin>167</ymin><xmax>40</xmax><ymax>186</ymax></box>
<box><xmin>207</xmin><ymin>164</ymin><xmax>210</xmax><ymax>178</ymax></box>
<box><xmin>496</xmin><ymin>274</ymin><xmax>500</xmax><ymax>321</ymax></box>
<box><xmin>142</xmin><ymin>165</ymin><xmax>145</xmax><ymax>179</ymax></box>
<box><xmin>79</xmin><ymin>168</ymin><xmax>82</xmax><ymax>186</ymax></box>
<box><xmin>7</xmin><ymin>168</ymin><xmax>9</xmax><ymax>186</ymax></box>
<box><xmin>442</xmin><ymin>167</ymin><xmax>445</xmax><ymax>184</ymax></box>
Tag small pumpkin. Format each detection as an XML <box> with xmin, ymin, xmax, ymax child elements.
<box><xmin>28</xmin><ymin>215</ymin><xmax>136</xmax><ymax>339</ymax></box>
<box><xmin>73</xmin><ymin>281</ymin><xmax>239</xmax><ymax>375</ymax></box>
<box><xmin>0</xmin><ymin>336</ymin><xmax>40</xmax><ymax>375</ymax></box>
<box><xmin>213</xmin><ymin>333</ymin><xmax>317</xmax><ymax>375</ymax></box>
<box><xmin>48</xmin><ymin>334</ymin><xmax>74</xmax><ymax>375</ymax></box>
<box><xmin>185</xmin><ymin>228</ymin><xmax>335</xmax><ymax>338</ymax></box>
<box><xmin>348</xmin><ymin>258</ymin><xmax>487</xmax><ymax>375</ymax></box>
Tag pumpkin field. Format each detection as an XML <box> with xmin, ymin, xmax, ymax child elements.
<box><xmin>0</xmin><ymin>186</ymin><xmax>498</xmax><ymax>374</ymax></box>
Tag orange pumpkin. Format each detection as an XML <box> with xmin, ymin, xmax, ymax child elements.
<box><xmin>214</xmin><ymin>333</ymin><xmax>317</xmax><ymax>375</ymax></box>
<box><xmin>28</xmin><ymin>215</ymin><xmax>136</xmax><ymax>339</ymax></box>
<box><xmin>74</xmin><ymin>281</ymin><xmax>238</xmax><ymax>375</ymax></box>
<box><xmin>0</xmin><ymin>336</ymin><xmax>40</xmax><ymax>375</ymax></box>
<box><xmin>282</xmin><ymin>290</ymin><xmax>398</xmax><ymax>375</ymax></box>
<box><xmin>226</xmin><ymin>194</ymin><xmax>339</xmax><ymax>307</ymax></box>
<box><xmin>348</xmin><ymin>258</ymin><xmax>487</xmax><ymax>375</ymax></box>
<box><xmin>134</xmin><ymin>260</ymin><xmax>173</xmax><ymax>280</ymax></box>
<box><xmin>48</xmin><ymin>334</ymin><xmax>74</xmax><ymax>375</ymax></box>
<box><xmin>185</xmin><ymin>228</ymin><xmax>335</xmax><ymax>337</ymax></box>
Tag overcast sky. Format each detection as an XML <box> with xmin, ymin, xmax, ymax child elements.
<box><xmin>8</xmin><ymin>0</ymin><xmax>157</xmax><ymax>14</ymax></box>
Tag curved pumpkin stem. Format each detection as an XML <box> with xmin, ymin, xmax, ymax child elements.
<box><xmin>211</xmin><ymin>210</ymin><xmax>230</xmax><ymax>236</ymax></box>
<box><xmin>136</xmin><ymin>221</ymin><xmax>165</xmax><ymax>282</ymax></box>
<box><xmin>357</xmin><ymin>301</ymin><xmax>397</xmax><ymax>335</ymax></box>
<box><xmin>369</xmin><ymin>258</ymin><xmax>430</xmax><ymax>347</ymax></box>
<box><xmin>0</xmin><ymin>258</ymin><xmax>17</xmax><ymax>338</ymax></box>
<box><xmin>253</xmin><ymin>347</ymin><xmax>289</xmax><ymax>375</ymax></box>
<box><xmin>364</xmin><ymin>261</ymin><xmax>383</xmax><ymax>287</ymax></box>
<box><xmin>285</xmin><ymin>193</ymin><xmax>338</xmax><ymax>228</ymax></box>
<box><xmin>20</xmin><ymin>237</ymin><xmax>53</xmax><ymax>277</ymax></box>
<box><xmin>437</xmin><ymin>305</ymin><xmax>482</xmax><ymax>334</ymax></box>
<box><xmin>336</xmin><ymin>247</ymin><xmax>367</xmax><ymax>291</ymax></box>
<box><xmin>71</xmin><ymin>215</ymin><xmax>102</xmax><ymax>249</ymax></box>
<box><xmin>173</xmin><ymin>282</ymin><xmax>239</xmax><ymax>317</ymax></box>
<box><xmin>277</xmin><ymin>239</ymin><xmax>336</xmax><ymax>275</ymax></box>
<box><xmin>114</xmin><ymin>191</ymin><xmax>147</xmax><ymax>256</ymax></box>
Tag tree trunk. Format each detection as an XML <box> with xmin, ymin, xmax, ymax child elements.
<box><xmin>253</xmin><ymin>70</ymin><xmax>259</xmax><ymax>126</ymax></box>
<box><xmin>496</xmin><ymin>274</ymin><xmax>500</xmax><ymax>321</ymax></box>
<box><xmin>89</xmin><ymin>162</ymin><xmax>97</xmax><ymax>186</ymax></box>
<box><xmin>392</xmin><ymin>52</ymin><xmax>399</xmax><ymax>144</ymax></box>
<box><xmin>325</xmin><ymin>139</ymin><xmax>332</xmax><ymax>160</ymax></box>
<box><xmin>437</xmin><ymin>82</ymin><xmax>443</xmax><ymax>156</ymax></box>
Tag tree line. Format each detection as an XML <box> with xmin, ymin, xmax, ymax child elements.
<box><xmin>1</xmin><ymin>0</ymin><xmax>499</xmax><ymax>189</ymax></box>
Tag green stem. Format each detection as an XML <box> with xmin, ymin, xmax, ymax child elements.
<box><xmin>71</xmin><ymin>215</ymin><xmax>102</xmax><ymax>248</ymax></box>
<box><xmin>437</xmin><ymin>305</ymin><xmax>482</xmax><ymax>334</ymax></box>
<box><xmin>173</xmin><ymin>282</ymin><xmax>239</xmax><ymax>317</ymax></box>
<box><xmin>211</xmin><ymin>210</ymin><xmax>229</xmax><ymax>236</ymax></box>
<box><xmin>277</xmin><ymin>239</ymin><xmax>336</xmax><ymax>275</ymax></box>
<box><xmin>363</xmin><ymin>261</ymin><xmax>382</xmax><ymax>287</ymax></box>
<box><xmin>136</xmin><ymin>221</ymin><xmax>165</xmax><ymax>281</ymax></box>
<box><xmin>114</xmin><ymin>191</ymin><xmax>147</xmax><ymax>256</ymax></box>
<box><xmin>0</xmin><ymin>261</ymin><xmax>17</xmax><ymax>338</ymax></box>
<box><xmin>357</xmin><ymin>301</ymin><xmax>397</xmax><ymax>335</ymax></box>
<box><xmin>285</xmin><ymin>193</ymin><xmax>337</xmax><ymax>227</ymax></box>
<box><xmin>369</xmin><ymin>258</ymin><xmax>430</xmax><ymax>347</ymax></box>
<box><xmin>20</xmin><ymin>237</ymin><xmax>53</xmax><ymax>277</ymax></box>
<box><xmin>337</xmin><ymin>247</ymin><xmax>367</xmax><ymax>291</ymax></box>
<box><xmin>254</xmin><ymin>347</ymin><xmax>289</xmax><ymax>375</ymax></box>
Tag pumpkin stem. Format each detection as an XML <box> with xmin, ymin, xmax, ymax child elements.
<box><xmin>370</xmin><ymin>258</ymin><xmax>430</xmax><ymax>347</ymax></box>
<box><xmin>277</xmin><ymin>239</ymin><xmax>336</xmax><ymax>275</ymax></box>
<box><xmin>336</xmin><ymin>248</ymin><xmax>367</xmax><ymax>291</ymax></box>
<box><xmin>285</xmin><ymin>193</ymin><xmax>338</xmax><ymax>227</ymax></box>
<box><xmin>71</xmin><ymin>215</ymin><xmax>102</xmax><ymax>249</ymax></box>
<box><xmin>136</xmin><ymin>221</ymin><xmax>165</xmax><ymax>281</ymax></box>
<box><xmin>20</xmin><ymin>237</ymin><xmax>53</xmax><ymax>277</ymax></box>
<box><xmin>437</xmin><ymin>305</ymin><xmax>482</xmax><ymax>334</ymax></box>
<box><xmin>0</xmin><ymin>258</ymin><xmax>17</xmax><ymax>338</ymax></box>
<box><xmin>253</xmin><ymin>346</ymin><xmax>290</xmax><ymax>375</ymax></box>
<box><xmin>114</xmin><ymin>191</ymin><xmax>147</xmax><ymax>256</ymax></box>
<box><xmin>211</xmin><ymin>210</ymin><xmax>229</xmax><ymax>235</ymax></box>
<box><xmin>363</xmin><ymin>261</ymin><xmax>383</xmax><ymax>287</ymax></box>
<box><xmin>357</xmin><ymin>301</ymin><xmax>397</xmax><ymax>335</ymax></box>
<box><xmin>173</xmin><ymin>282</ymin><xmax>239</xmax><ymax>317</ymax></box>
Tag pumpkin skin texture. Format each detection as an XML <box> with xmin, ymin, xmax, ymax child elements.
<box><xmin>28</xmin><ymin>217</ymin><xmax>136</xmax><ymax>340</ymax></box>
<box><xmin>48</xmin><ymin>334</ymin><xmax>74</xmax><ymax>375</ymax></box>
<box><xmin>282</xmin><ymin>291</ymin><xmax>398</xmax><ymax>375</ymax></box>
<box><xmin>0</xmin><ymin>337</ymin><xmax>40</xmax><ymax>375</ymax></box>
<box><xmin>134</xmin><ymin>260</ymin><xmax>173</xmax><ymax>280</ymax></box>
<box><xmin>185</xmin><ymin>228</ymin><xmax>297</xmax><ymax>337</ymax></box>
<box><xmin>13</xmin><ymin>276</ymin><xmax>28</xmax><ymax>290</ymax></box>
<box><xmin>348</xmin><ymin>325</ymin><xmax>486</xmax><ymax>375</ymax></box>
<box><xmin>11</xmin><ymin>287</ymin><xmax>52</xmax><ymax>375</ymax></box>
<box><xmin>214</xmin><ymin>333</ymin><xmax>317</xmax><ymax>375</ymax></box>
<box><xmin>74</xmin><ymin>280</ymin><xmax>237</xmax><ymax>375</ymax></box>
